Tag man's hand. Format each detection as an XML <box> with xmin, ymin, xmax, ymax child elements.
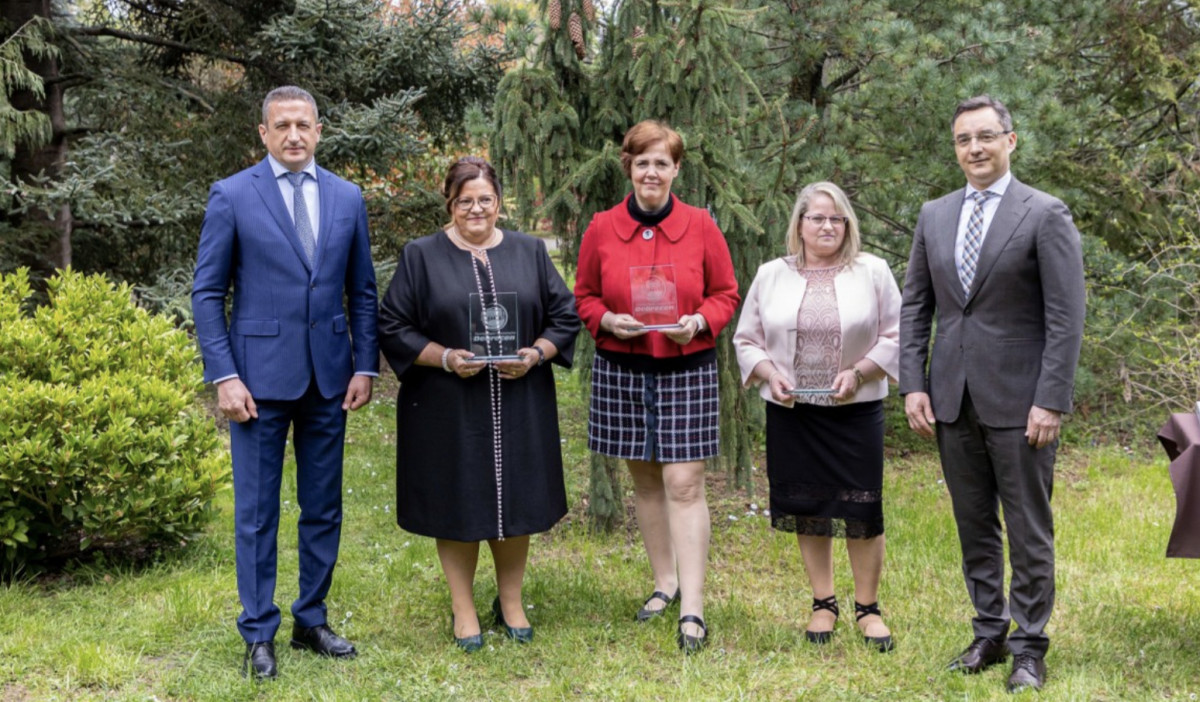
<box><xmin>905</xmin><ymin>392</ymin><xmax>936</xmax><ymax>439</ymax></box>
<box><xmin>1025</xmin><ymin>405</ymin><xmax>1062</xmax><ymax>449</ymax></box>
<box><xmin>218</xmin><ymin>378</ymin><xmax>258</xmax><ymax>423</ymax></box>
<box><xmin>342</xmin><ymin>375</ymin><xmax>373</xmax><ymax>411</ymax></box>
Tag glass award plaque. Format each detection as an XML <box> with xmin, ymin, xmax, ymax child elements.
<box><xmin>785</xmin><ymin>388</ymin><xmax>835</xmax><ymax>396</ymax></box>
<box><xmin>629</xmin><ymin>264</ymin><xmax>683</xmax><ymax>330</ymax></box>
<box><xmin>469</xmin><ymin>292</ymin><xmax>521</xmax><ymax>361</ymax></box>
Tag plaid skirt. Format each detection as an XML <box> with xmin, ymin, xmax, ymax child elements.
<box><xmin>587</xmin><ymin>355</ymin><xmax>720</xmax><ymax>463</ymax></box>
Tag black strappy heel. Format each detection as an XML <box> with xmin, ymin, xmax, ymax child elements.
<box><xmin>806</xmin><ymin>595</ymin><xmax>839</xmax><ymax>644</ymax></box>
<box><xmin>855</xmin><ymin>601</ymin><xmax>895</xmax><ymax>653</ymax></box>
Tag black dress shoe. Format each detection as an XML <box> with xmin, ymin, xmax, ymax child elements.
<box><xmin>677</xmin><ymin>615</ymin><xmax>708</xmax><ymax>654</ymax></box>
<box><xmin>290</xmin><ymin>623</ymin><xmax>357</xmax><ymax>659</ymax></box>
<box><xmin>492</xmin><ymin>597</ymin><xmax>533</xmax><ymax>643</ymax></box>
<box><xmin>1007</xmin><ymin>653</ymin><xmax>1046</xmax><ymax>692</ymax></box>
<box><xmin>635</xmin><ymin>589</ymin><xmax>679</xmax><ymax>622</ymax></box>
<box><xmin>947</xmin><ymin>636</ymin><xmax>1009</xmax><ymax>673</ymax></box>
<box><xmin>243</xmin><ymin>641</ymin><xmax>277</xmax><ymax>679</ymax></box>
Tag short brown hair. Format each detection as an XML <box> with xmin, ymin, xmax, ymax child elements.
<box><xmin>952</xmin><ymin>95</ymin><xmax>1013</xmax><ymax>132</ymax></box>
<box><xmin>619</xmin><ymin>120</ymin><xmax>684</xmax><ymax>176</ymax></box>
<box><xmin>442</xmin><ymin>156</ymin><xmax>502</xmax><ymax>215</ymax></box>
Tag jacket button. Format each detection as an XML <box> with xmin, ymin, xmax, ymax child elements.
<box><xmin>310</xmin><ymin>321</ymin><xmax>317</xmax><ymax>329</ymax></box>
<box><xmin>963</xmin><ymin>307</ymin><xmax>972</xmax><ymax>316</ymax></box>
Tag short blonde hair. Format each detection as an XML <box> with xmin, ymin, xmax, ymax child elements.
<box><xmin>785</xmin><ymin>181</ymin><xmax>861</xmax><ymax>268</ymax></box>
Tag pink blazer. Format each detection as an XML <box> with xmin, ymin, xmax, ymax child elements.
<box><xmin>733</xmin><ymin>253</ymin><xmax>901</xmax><ymax>407</ymax></box>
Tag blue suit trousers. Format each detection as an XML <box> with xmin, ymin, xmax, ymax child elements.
<box><xmin>230</xmin><ymin>377</ymin><xmax>346</xmax><ymax>643</ymax></box>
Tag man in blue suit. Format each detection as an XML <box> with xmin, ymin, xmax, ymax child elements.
<box><xmin>192</xmin><ymin>86</ymin><xmax>378</xmax><ymax>679</ymax></box>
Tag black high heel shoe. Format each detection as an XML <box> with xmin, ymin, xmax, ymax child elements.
<box><xmin>806</xmin><ymin>595</ymin><xmax>839</xmax><ymax>644</ymax></box>
<box><xmin>854</xmin><ymin>601</ymin><xmax>894</xmax><ymax>653</ymax></box>
<box><xmin>677</xmin><ymin>615</ymin><xmax>708</xmax><ymax>654</ymax></box>
<box><xmin>451</xmin><ymin>613</ymin><xmax>483</xmax><ymax>653</ymax></box>
<box><xmin>492</xmin><ymin>596</ymin><xmax>533</xmax><ymax>643</ymax></box>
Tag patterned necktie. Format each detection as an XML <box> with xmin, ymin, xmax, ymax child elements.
<box><xmin>285</xmin><ymin>171</ymin><xmax>317</xmax><ymax>265</ymax></box>
<box><xmin>958</xmin><ymin>190</ymin><xmax>993</xmax><ymax>296</ymax></box>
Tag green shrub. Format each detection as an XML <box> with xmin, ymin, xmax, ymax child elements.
<box><xmin>0</xmin><ymin>268</ymin><xmax>229</xmax><ymax>566</ymax></box>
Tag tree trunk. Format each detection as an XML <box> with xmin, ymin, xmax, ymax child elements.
<box><xmin>3</xmin><ymin>0</ymin><xmax>71</xmax><ymax>270</ymax></box>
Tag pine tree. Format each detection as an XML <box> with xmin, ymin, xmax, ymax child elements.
<box><xmin>494</xmin><ymin>0</ymin><xmax>782</xmax><ymax>529</ymax></box>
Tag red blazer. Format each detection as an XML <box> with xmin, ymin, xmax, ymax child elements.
<box><xmin>575</xmin><ymin>194</ymin><xmax>740</xmax><ymax>358</ymax></box>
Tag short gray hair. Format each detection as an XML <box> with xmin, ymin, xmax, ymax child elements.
<box><xmin>261</xmin><ymin>86</ymin><xmax>319</xmax><ymax>124</ymax></box>
<box><xmin>952</xmin><ymin>94</ymin><xmax>1012</xmax><ymax>132</ymax></box>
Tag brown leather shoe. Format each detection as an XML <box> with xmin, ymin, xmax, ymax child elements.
<box><xmin>947</xmin><ymin>637</ymin><xmax>1009</xmax><ymax>673</ymax></box>
<box><xmin>1007</xmin><ymin>653</ymin><xmax>1046</xmax><ymax>692</ymax></box>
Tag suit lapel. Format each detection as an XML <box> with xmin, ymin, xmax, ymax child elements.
<box><xmin>967</xmin><ymin>179</ymin><xmax>1031</xmax><ymax>302</ymax></box>
<box><xmin>935</xmin><ymin>188</ymin><xmax>966</xmax><ymax>294</ymax></box>
<box><xmin>251</xmin><ymin>158</ymin><xmax>313</xmax><ymax>273</ymax></box>
<box><xmin>316</xmin><ymin>166</ymin><xmax>339</xmax><ymax>273</ymax></box>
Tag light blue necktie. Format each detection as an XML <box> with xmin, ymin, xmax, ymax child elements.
<box><xmin>285</xmin><ymin>171</ymin><xmax>317</xmax><ymax>265</ymax></box>
<box><xmin>958</xmin><ymin>190</ymin><xmax>994</xmax><ymax>296</ymax></box>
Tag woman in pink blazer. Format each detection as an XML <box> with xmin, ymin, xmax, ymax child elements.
<box><xmin>733</xmin><ymin>181</ymin><xmax>900</xmax><ymax>652</ymax></box>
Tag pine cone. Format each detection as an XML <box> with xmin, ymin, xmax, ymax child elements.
<box><xmin>631</xmin><ymin>25</ymin><xmax>645</xmax><ymax>58</ymax></box>
<box><xmin>548</xmin><ymin>0</ymin><xmax>561</xmax><ymax>30</ymax></box>
<box><xmin>569</xmin><ymin>12</ymin><xmax>585</xmax><ymax>58</ymax></box>
<box><xmin>581</xmin><ymin>0</ymin><xmax>596</xmax><ymax>22</ymax></box>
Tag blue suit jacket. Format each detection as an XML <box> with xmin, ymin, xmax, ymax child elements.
<box><xmin>192</xmin><ymin>158</ymin><xmax>379</xmax><ymax>401</ymax></box>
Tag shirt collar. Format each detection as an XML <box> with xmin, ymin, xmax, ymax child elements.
<box><xmin>267</xmin><ymin>154</ymin><xmax>318</xmax><ymax>182</ymax></box>
<box><xmin>612</xmin><ymin>193</ymin><xmax>691</xmax><ymax>242</ymax></box>
<box><xmin>965</xmin><ymin>170</ymin><xmax>1012</xmax><ymax>200</ymax></box>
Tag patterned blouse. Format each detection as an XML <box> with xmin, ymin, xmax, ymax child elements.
<box><xmin>792</xmin><ymin>265</ymin><xmax>843</xmax><ymax>406</ymax></box>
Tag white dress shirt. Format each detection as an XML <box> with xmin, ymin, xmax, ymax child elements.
<box><xmin>268</xmin><ymin>154</ymin><xmax>320</xmax><ymax>243</ymax></box>
<box><xmin>954</xmin><ymin>169</ymin><xmax>1012</xmax><ymax>267</ymax></box>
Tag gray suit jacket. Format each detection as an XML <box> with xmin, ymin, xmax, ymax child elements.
<box><xmin>899</xmin><ymin>177</ymin><xmax>1086</xmax><ymax>427</ymax></box>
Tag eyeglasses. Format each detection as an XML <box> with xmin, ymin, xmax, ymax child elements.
<box><xmin>803</xmin><ymin>215</ymin><xmax>849</xmax><ymax>227</ymax></box>
<box><xmin>454</xmin><ymin>195</ymin><xmax>497</xmax><ymax>211</ymax></box>
<box><xmin>953</xmin><ymin>130</ymin><xmax>1011</xmax><ymax>148</ymax></box>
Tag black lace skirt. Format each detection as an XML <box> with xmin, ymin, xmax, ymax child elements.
<box><xmin>764</xmin><ymin>400</ymin><xmax>885</xmax><ymax>539</ymax></box>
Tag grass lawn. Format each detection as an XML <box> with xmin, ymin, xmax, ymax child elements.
<box><xmin>1</xmin><ymin>367</ymin><xmax>1197</xmax><ymax>701</ymax></box>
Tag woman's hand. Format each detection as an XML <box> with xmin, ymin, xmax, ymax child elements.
<box><xmin>494</xmin><ymin>347</ymin><xmax>539</xmax><ymax>380</ymax></box>
<box><xmin>831</xmin><ymin>367</ymin><xmax>861</xmax><ymax>402</ymax></box>
<box><xmin>601</xmin><ymin>312</ymin><xmax>648</xmax><ymax>340</ymax></box>
<box><xmin>446</xmin><ymin>349</ymin><xmax>488</xmax><ymax>378</ymax></box>
<box><xmin>767</xmin><ymin>370</ymin><xmax>795</xmax><ymax>403</ymax></box>
<box><xmin>661</xmin><ymin>314</ymin><xmax>705</xmax><ymax>346</ymax></box>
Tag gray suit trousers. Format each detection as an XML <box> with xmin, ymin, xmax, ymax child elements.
<box><xmin>936</xmin><ymin>388</ymin><xmax>1056</xmax><ymax>657</ymax></box>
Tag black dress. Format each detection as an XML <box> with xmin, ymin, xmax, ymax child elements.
<box><xmin>378</xmin><ymin>230</ymin><xmax>580</xmax><ymax>541</ymax></box>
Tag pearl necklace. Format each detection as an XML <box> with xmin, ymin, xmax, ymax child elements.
<box><xmin>458</xmin><ymin>232</ymin><xmax>506</xmax><ymax>540</ymax></box>
<box><xmin>447</xmin><ymin>226</ymin><xmax>500</xmax><ymax>258</ymax></box>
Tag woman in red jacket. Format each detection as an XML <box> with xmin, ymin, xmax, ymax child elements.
<box><xmin>575</xmin><ymin>120</ymin><xmax>740</xmax><ymax>653</ymax></box>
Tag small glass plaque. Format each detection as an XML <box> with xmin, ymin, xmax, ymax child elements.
<box><xmin>629</xmin><ymin>264</ymin><xmax>682</xmax><ymax>330</ymax></box>
<box><xmin>469</xmin><ymin>291</ymin><xmax>521</xmax><ymax>361</ymax></box>
<box><xmin>785</xmin><ymin>388</ymin><xmax>835</xmax><ymax>396</ymax></box>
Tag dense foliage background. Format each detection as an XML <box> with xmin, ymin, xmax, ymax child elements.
<box><xmin>3</xmin><ymin>0</ymin><xmax>1198</xmax><ymax>534</ymax></box>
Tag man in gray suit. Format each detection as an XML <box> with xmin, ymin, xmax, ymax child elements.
<box><xmin>900</xmin><ymin>95</ymin><xmax>1085</xmax><ymax>693</ymax></box>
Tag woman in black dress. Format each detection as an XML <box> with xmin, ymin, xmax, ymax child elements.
<box><xmin>378</xmin><ymin>157</ymin><xmax>579</xmax><ymax>652</ymax></box>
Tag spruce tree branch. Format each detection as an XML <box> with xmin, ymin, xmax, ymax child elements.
<box><xmin>851</xmin><ymin>200</ymin><xmax>914</xmax><ymax>238</ymax></box>
<box><xmin>69</xmin><ymin>26</ymin><xmax>251</xmax><ymax>67</ymax></box>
